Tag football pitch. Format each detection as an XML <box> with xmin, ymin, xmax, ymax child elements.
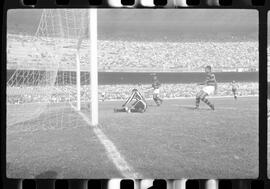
<box><xmin>7</xmin><ymin>96</ymin><xmax>258</xmax><ymax>179</ymax></box>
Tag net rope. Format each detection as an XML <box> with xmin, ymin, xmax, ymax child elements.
<box><xmin>7</xmin><ymin>9</ymin><xmax>91</xmax><ymax>133</ymax></box>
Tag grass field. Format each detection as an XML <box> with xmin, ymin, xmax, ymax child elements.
<box><xmin>6</xmin><ymin>96</ymin><xmax>258</xmax><ymax>179</ymax></box>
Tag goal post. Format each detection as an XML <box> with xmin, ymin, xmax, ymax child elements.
<box><xmin>89</xmin><ymin>8</ymin><xmax>98</xmax><ymax>126</ymax></box>
<box><xmin>74</xmin><ymin>9</ymin><xmax>99</xmax><ymax>125</ymax></box>
<box><xmin>75</xmin><ymin>9</ymin><xmax>98</xmax><ymax>125</ymax></box>
<box><xmin>76</xmin><ymin>50</ymin><xmax>81</xmax><ymax>111</ymax></box>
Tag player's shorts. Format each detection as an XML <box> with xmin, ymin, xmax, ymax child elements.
<box><xmin>202</xmin><ymin>86</ymin><xmax>215</xmax><ymax>95</ymax></box>
<box><xmin>232</xmin><ymin>88</ymin><xmax>236</xmax><ymax>92</ymax></box>
<box><xmin>153</xmin><ymin>89</ymin><xmax>160</xmax><ymax>95</ymax></box>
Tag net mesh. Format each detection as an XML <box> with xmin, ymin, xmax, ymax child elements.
<box><xmin>7</xmin><ymin>9</ymin><xmax>92</xmax><ymax>133</ymax></box>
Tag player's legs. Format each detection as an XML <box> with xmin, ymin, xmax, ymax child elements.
<box><xmin>195</xmin><ymin>90</ymin><xmax>203</xmax><ymax>108</ymax></box>
<box><xmin>122</xmin><ymin>90</ymin><xmax>136</xmax><ymax>107</ymax></box>
<box><xmin>118</xmin><ymin>100</ymin><xmax>146</xmax><ymax>113</ymax></box>
<box><xmin>157</xmin><ymin>96</ymin><xmax>163</xmax><ymax>104</ymax></box>
<box><xmin>153</xmin><ymin>88</ymin><xmax>162</xmax><ymax>106</ymax></box>
<box><xmin>200</xmin><ymin>92</ymin><xmax>214</xmax><ymax>110</ymax></box>
<box><xmin>198</xmin><ymin>86</ymin><xmax>215</xmax><ymax>110</ymax></box>
<box><xmin>116</xmin><ymin>91</ymin><xmax>136</xmax><ymax>112</ymax></box>
<box><xmin>153</xmin><ymin>94</ymin><xmax>160</xmax><ymax>106</ymax></box>
<box><xmin>135</xmin><ymin>91</ymin><xmax>141</xmax><ymax>98</ymax></box>
<box><xmin>233</xmin><ymin>89</ymin><xmax>237</xmax><ymax>99</ymax></box>
<box><xmin>130</xmin><ymin>100</ymin><xmax>147</xmax><ymax>113</ymax></box>
<box><xmin>130</xmin><ymin>106</ymin><xmax>145</xmax><ymax>113</ymax></box>
<box><xmin>155</xmin><ymin>95</ymin><xmax>163</xmax><ymax>105</ymax></box>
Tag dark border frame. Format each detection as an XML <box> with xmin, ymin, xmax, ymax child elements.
<box><xmin>1</xmin><ymin>0</ymin><xmax>269</xmax><ymax>188</ymax></box>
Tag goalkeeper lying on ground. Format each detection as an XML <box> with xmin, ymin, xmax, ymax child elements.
<box><xmin>114</xmin><ymin>89</ymin><xmax>147</xmax><ymax>113</ymax></box>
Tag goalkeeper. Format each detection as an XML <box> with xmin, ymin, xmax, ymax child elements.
<box><xmin>114</xmin><ymin>89</ymin><xmax>147</xmax><ymax>113</ymax></box>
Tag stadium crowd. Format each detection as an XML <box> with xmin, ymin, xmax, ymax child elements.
<box><xmin>7</xmin><ymin>82</ymin><xmax>258</xmax><ymax>104</ymax></box>
<box><xmin>7</xmin><ymin>34</ymin><xmax>258</xmax><ymax>72</ymax></box>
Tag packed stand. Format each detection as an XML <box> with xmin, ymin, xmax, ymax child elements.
<box><xmin>7</xmin><ymin>34</ymin><xmax>258</xmax><ymax>72</ymax></box>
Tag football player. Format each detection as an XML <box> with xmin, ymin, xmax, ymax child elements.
<box><xmin>114</xmin><ymin>89</ymin><xmax>147</xmax><ymax>113</ymax></box>
<box><xmin>231</xmin><ymin>80</ymin><xmax>238</xmax><ymax>100</ymax></box>
<box><xmin>195</xmin><ymin>65</ymin><xmax>217</xmax><ymax>110</ymax></box>
<box><xmin>152</xmin><ymin>75</ymin><xmax>163</xmax><ymax>106</ymax></box>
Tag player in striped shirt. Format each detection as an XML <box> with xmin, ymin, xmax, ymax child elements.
<box><xmin>195</xmin><ymin>65</ymin><xmax>217</xmax><ymax>110</ymax></box>
<box><xmin>114</xmin><ymin>89</ymin><xmax>147</xmax><ymax>113</ymax></box>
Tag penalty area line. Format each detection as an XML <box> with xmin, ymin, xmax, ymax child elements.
<box><xmin>71</xmin><ymin>106</ymin><xmax>142</xmax><ymax>178</ymax></box>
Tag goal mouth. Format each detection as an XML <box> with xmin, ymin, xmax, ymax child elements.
<box><xmin>7</xmin><ymin>9</ymin><xmax>99</xmax><ymax>133</ymax></box>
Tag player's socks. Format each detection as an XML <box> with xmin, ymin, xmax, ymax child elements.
<box><xmin>201</xmin><ymin>98</ymin><xmax>214</xmax><ymax>110</ymax></box>
<box><xmin>195</xmin><ymin>97</ymin><xmax>200</xmax><ymax>108</ymax></box>
<box><xmin>153</xmin><ymin>98</ymin><xmax>160</xmax><ymax>106</ymax></box>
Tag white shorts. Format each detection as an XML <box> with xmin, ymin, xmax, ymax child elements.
<box><xmin>203</xmin><ymin>86</ymin><xmax>215</xmax><ymax>95</ymax></box>
<box><xmin>153</xmin><ymin>89</ymin><xmax>160</xmax><ymax>94</ymax></box>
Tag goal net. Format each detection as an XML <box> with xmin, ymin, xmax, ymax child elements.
<box><xmin>7</xmin><ymin>9</ymin><xmax>98</xmax><ymax>134</ymax></box>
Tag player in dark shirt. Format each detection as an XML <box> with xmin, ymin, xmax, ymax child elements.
<box><xmin>195</xmin><ymin>65</ymin><xmax>217</xmax><ymax>110</ymax></box>
<box><xmin>231</xmin><ymin>80</ymin><xmax>238</xmax><ymax>100</ymax></box>
<box><xmin>152</xmin><ymin>76</ymin><xmax>163</xmax><ymax>106</ymax></box>
<box><xmin>114</xmin><ymin>89</ymin><xmax>147</xmax><ymax>113</ymax></box>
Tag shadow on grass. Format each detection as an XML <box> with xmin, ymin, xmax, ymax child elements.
<box><xmin>35</xmin><ymin>170</ymin><xmax>58</xmax><ymax>179</ymax></box>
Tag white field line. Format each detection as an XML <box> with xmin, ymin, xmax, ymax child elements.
<box><xmin>70</xmin><ymin>105</ymin><xmax>142</xmax><ymax>178</ymax></box>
